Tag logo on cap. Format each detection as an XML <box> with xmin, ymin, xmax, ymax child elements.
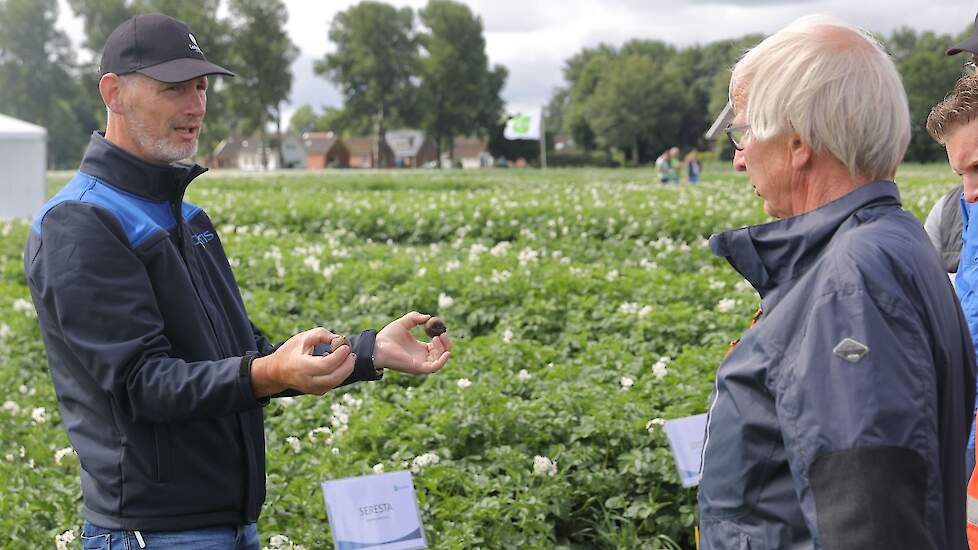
<box><xmin>189</xmin><ymin>33</ymin><xmax>202</xmax><ymax>54</ymax></box>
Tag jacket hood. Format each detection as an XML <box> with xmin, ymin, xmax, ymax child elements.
<box><xmin>709</xmin><ymin>180</ymin><xmax>902</xmax><ymax>299</ymax></box>
<box><xmin>79</xmin><ymin>131</ymin><xmax>207</xmax><ymax>203</ymax></box>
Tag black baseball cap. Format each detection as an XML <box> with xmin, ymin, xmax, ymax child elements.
<box><xmin>99</xmin><ymin>14</ymin><xmax>234</xmax><ymax>82</ymax></box>
<box><xmin>947</xmin><ymin>12</ymin><xmax>978</xmax><ymax>56</ymax></box>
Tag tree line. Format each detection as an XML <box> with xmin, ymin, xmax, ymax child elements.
<box><xmin>0</xmin><ymin>0</ymin><xmax>505</xmax><ymax>168</ymax></box>
<box><xmin>546</xmin><ymin>26</ymin><xmax>972</xmax><ymax>165</ymax></box>
<box><xmin>0</xmin><ymin>0</ymin><xmax>970</xmax><ymax>168</ymax></box>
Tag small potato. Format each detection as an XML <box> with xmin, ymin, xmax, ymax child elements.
<box><xmin>330</xmin><ymin>335</ymin><xmax>350</xmax><ymax>351</ymax></box>
<box><xmin>424</xmin><ymin>317</ymin><xmax>447</xmax><ymax>338</ymax></box>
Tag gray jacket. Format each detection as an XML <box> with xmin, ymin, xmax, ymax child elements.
<box><xmin>923</xmin><ymin>184</ymin><xmax>963</xmax><ymax>273</ymax></box>
<box><xmin>699</xmin><ymin>181</ymin><xmax>975</xmax><ymax>549</ymax></box>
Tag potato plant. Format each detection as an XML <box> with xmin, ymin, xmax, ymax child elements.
<box><xmin>0</xmin><ymin>165</ymin><xmax>958</xmax><ymax>549</ymax></box>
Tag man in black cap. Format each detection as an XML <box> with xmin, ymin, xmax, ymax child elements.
<box><xmin>95</xmin><ymin>13</ymin><xmax>235</xmax><ymax>164</ymax></box>
<box><xmin>24</xmin><ymin>14</ymin><xmax>452</xmax><ymax>549</ymax></box>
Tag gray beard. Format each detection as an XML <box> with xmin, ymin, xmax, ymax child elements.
<box><xmin>126</xmin><ymin>115</ymin><xmax>198</xmax><ymax>164</ymax></box>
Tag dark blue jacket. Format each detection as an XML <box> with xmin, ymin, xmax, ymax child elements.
<box><xmin>24</xmin><ymin>133</ymin><xmax>379</xmax><ymax>531</ymax></box>
<box><xmin>699</xmin><ymin>181</ymin><xmax>975</xmax><ymax>549</ymax></box>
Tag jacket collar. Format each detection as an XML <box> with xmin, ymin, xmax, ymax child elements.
<box><xmin>710</xmin><ymin>180</ymin><xmax>902</xmax><ymax>300</ymax></box>
<box><xmin>78</xmin><ymin>131</ymin><xmax>208</xmax><ymax>203</ymax></box>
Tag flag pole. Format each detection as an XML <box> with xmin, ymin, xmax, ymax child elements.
<box><xmin>539</xmin><ymin>106</ymin><xmax>547</xmax><ymax>170</ymax></box>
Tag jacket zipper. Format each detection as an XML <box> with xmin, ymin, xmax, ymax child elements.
<box><xmin>699</xmin><ymin>372</ymin><xmax>721</xmax><ymax>477</ymax></box>
<box><xmin>170</xmin><ymin>197</ymin><xmax>229</xmax><ymax>359</ymax></box>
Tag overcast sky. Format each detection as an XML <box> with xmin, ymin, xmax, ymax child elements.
<box><xmin>57</xmin><ymin>0</ymin><xmax>978</xmax><ymax>123</ymax></box>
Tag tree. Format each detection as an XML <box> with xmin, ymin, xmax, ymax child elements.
<box><xmin>563</xmin><ymin>51</ymin><xmax>614</xmax><ymax>152</ymax></box>
<box><xmin>559</xmin><ymin>44</ymin><xmax>616</xmax><ymax>152</ymax></box>
<box><xmin>586</xmin><ymin>55</ymin><xmax>685</xmax><ymax>164</ymax></box>
<box><xmin>67</xmin><ymin>0</ymin><xmax>134</xmax><ymax>54</ymax></box>
<box><xmin>316</xmin><ymin>1</ymin><xmax>419</xmax><ymax>167</ymax></box>
<box><xmin>889</xmin><ymin>29</ymin><xmax>962</xmax><ymax>162</ymax></box>
<box><xmin>224</xmin><ymin>0</ymin><xmax>297</xmax><ymax>169</ymax></box>
<box><xmin>545</xmin><ymin>87</ymin><xmax>569</xmax><ymax>136</ymax></box>
<box><xmin>418</xmin><ymin>0</ymin><xmax>506</xmax><ymax>165</ymax></box>
<box><xmin>562</xmin><ymin>43</ymin><xmax>617</xmax><ymax>85</ymax></box>
<box><xmin>0</xmin><ymin>0</ymin><xmax>90</xmax><ymax>167</ymax></box>
<box><xmin>289</xmin><ymin>105</ymin><xmax>324</xmax><ymax>135</ymax></box>
<box><xmin>667</xmin><ymin>36</ymin><xmax>761</xmax><ymax>152</ymax></box>
<box><xmin>619</xmin><ymin>39</ymin><xmax>675</xmax><ymax>65</ymax></box>
<box><xmin>886</xmin><ymin>26</ymin><xmax>918</xmax><ymax>63</ymax></box>
<box><xmin>701</xmin><ymin>34</ymin><xmax>764</xmax><ymax>158</ymax></box>
<box><xmin>289</xmin><ymin>104</ymin><xmax>372</xmax><ymax>136</ymax></box>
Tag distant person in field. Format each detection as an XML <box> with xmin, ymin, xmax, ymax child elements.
<box><xmin>655</xmin><ymin>146</ymin><xmax>680</xmax><ymax>183</ymax></box>
<box><xmin>927</xmin><ymin>78</ymin><xmax>978</xmax><ymax>550</ymax></box>
<box><xmin>23</xmin><ymin>14</ymin><xmax>451</xmax><ymax>549</ymax></box>
<box><xmin>684</xmin><ymin>150</ymin><xmax>701</xmax><ymax>184</ymax></box>
<box><xmin>699</xmin><ymin>15</ymin><xmax>974</xmax><ymax>549</ymax></box>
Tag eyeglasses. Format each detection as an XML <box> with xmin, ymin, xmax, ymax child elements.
<box><xmin>724</xmin><ymin>124</ymin><xmax>751</xmax><ymax>151</ymax></box>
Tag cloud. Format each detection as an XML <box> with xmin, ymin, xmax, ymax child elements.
<box><xmin>286</xmin><ymin>55</ymin><xmax>342</xmax><ymax>112</ymax></box>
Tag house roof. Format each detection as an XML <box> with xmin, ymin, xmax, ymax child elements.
<box><xmin>451</xmin><ymin>137</ymin><xmax>488</xmax><ymax>159</ymax></box>
<box><xmin>237</xmin><ymin>137</ymin><xmax>274</xmax><ymax>154</ymax></box>
<box><xmin>212</xmin><ymin>138</ymin><xmax>242</xmax><ymax>161</ymax></box>
<box><xmin>385</xmin><ymin>129</ymin><xmax>426</xmax><ymax>157</ymax></box>
<box><xmin>0</xmin><ymin>113</ymin><xmax>46</xmax><ymax>140</ymax></box>
<box><xmin>213</xmin><ymin>134</ymin><xmax>303</xmax><ymax>159</ymax></box>
<box><xmin>303</xmin><ymin>132</ymin><xmax>342</xmax><ymax>155</ymax></box>
<box><xmin>345</xmin><ymin>136</ymin><xmax>388</xmax><ymax>156</ymax></box>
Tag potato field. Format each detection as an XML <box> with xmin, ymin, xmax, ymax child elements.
<box><xmin>0</xmin><ymin>164</ymin><xmax>959</xmax><ymax>549</ymax></box>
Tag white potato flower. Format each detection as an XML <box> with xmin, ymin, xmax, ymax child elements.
<box><xmin>55</xmin><ymin>529</ymin><xmax>76</xmax><ymax>550</ymax></box>
<box><xmin>411</xmin><ymin>452</ymin><xmax>440</xmax><ymax>473</ymax></box>
<box><xmin>646</xmin><ymin>418</ymin><xmax>666</xmax><ymax>433</ymax></box>
<box><xmin>716</xmin><ymin>298</ymin><xmax>737</xmax><ymax>312</ymax></box>
<box><xmin>54</xmin><ymin>447</ymin><xmax>76</xmax><ymax>464</ymax></box>
<box><xmin>532</xmin><ymin>455</ymin><xmax>558</xmax><ymax>477</ymax></box>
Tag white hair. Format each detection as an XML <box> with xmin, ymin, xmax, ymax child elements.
<box><xmin>729</xmin><ymin>15</ymin><xmax>910</xmax><ymax>180</ymax></box>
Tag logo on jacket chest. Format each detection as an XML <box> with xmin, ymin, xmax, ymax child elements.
<box><xmin>191</xmin><ymin>230</ymin><xmax>215</xmax><ymax>247</ymax></box>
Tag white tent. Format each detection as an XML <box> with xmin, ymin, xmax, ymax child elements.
<box><xmin>0</xmin><ymin>113</ymin><xmax>46</xmax><ymax>220</ymax></box>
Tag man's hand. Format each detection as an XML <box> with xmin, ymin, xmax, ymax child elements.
<box><xmin>251</xmin><ymin>327</ymin><xmax>355</xmax><ymax>398</ymax></box>
<box><xmin>374</xmin><ymin>312</ymin><xmax>451</xmax><ymax>374</ymax></box>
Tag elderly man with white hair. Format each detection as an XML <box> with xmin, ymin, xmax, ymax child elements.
<box><xmin>698</xmin><ymin>15</ymin><xmax>975</xmax><ymax>549</ymax></box>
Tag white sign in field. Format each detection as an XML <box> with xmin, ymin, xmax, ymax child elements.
<box><xmin>663</xmin><ymin>413</ymin><xmax>708</xmax><ymax>488</ymax></box>
<box><xmin>321</xmin><ymin>470</ymin><xmax>427</xmax><ymax>550</ymax></box>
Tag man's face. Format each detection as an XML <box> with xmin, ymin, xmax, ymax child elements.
<box><xmin>120</xmin><ymin>74</ymin><xmax>207</xmax><ymax>164</ymax></box>
<box><xmin>946</xmin><ymin>118</ymin><xmax>978</xmax><ymax>203</ymax></box>
<box><xmin>731</xmin><ymin>96</ymin><xmax>794</xmax><ymax>218</ymax></box>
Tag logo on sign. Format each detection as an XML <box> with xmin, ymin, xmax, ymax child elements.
<box><xmin>510</xmin><ymin>114</ymin><xmax>531</xmax><ymax>135</ymax></box>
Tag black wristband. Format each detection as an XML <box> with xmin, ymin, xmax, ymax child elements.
<box><xmin>239</xmin><ymin>352</ymin><xmax>271</xmax><ymax>406</ymax></box>
<box><xmin>352</xmin><ymin>329</ymin><xmax>381</xmax><ymax>382</ymax></box>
